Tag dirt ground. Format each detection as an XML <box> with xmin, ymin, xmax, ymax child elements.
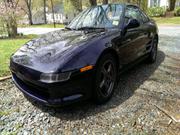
<box><xmin>0</xmin><ymin>26</ymin><xmax>180</xmax><ymax>135</ymax></box>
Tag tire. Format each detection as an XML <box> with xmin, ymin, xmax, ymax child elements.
<box><xmin>93</xmin><ymin>53</ymin><xmax>118</xmax><ymax>104</ymax></box>
<box><xmin>147</xmin><ymin>37</ymin><xmax>158</xmax><ymax>63</ymax></box>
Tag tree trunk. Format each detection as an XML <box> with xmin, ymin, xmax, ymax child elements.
<box><xmin>25</xmin><ymin>0</ymin><xmax>33</xmax><ymax>25</ymax></box>
<box><xmin>28</xmin><ymin>7</ymin><xmax>33</xmax><ymax>25</ymax></box>
<box><xmin>50</xmin><ymin>0</ymin><xmax>56</xmax><ymax>28</ymax></box>
<box><xmin>43</xmin><ymin>0</ymin><xmax>47</xmax><ymax>24</ymax></box>
<box><xmin>70</xmin><ymin>0</ymin><xmax>82</xmax><ymax>12</ymax></box>
<box><xmin>7</xmin><ymin>18</ymin><xmax>17</xmax><ymax>38</ymax></box>
<box><xmin>169</xmin><ymin>0</ymin><xmax>176</xmax><ymax>11</ymax></box>
<box><xmin>137</xmin><ymin>0</ymin><xmax>141</xmax><ymax>7</ymax></box>
<box><xmin>103</xmin><ymin>0</ymin><xmax>108</xmax><ymax>4</ymax></box>
<box><xmin>79</xmin><ymin>0</ymin><xmax>82</xmax><ymax>12</ymax></box>
<box><xmin>11</xmin><ymin>23</ymin><xmax>17</xmax><ymax>37</ymax></box>
<box><xmin>4</xmin><ymin>0</ymin><xmax>18</xmax><ymax>38</ymax></box>
<box><xmin>89</xmin><ymin>0</ymin><xmax>97</xmax><ymax>6</ymax></box>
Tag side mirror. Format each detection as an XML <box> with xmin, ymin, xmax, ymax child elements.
<box><xmin>125</xmin><ymin>19</ymin><xmax>140</xmax><ymax>29</ymax></box>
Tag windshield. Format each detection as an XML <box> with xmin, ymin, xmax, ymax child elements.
<box><xmin>67</xmin><ymin>4</ymin><xmax>123</xmax><ymax>30</ymax></box>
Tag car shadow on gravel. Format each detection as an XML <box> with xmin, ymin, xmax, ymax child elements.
<box><xmin>28</xmin><ymin>50</ymin><xmax>165</xmax><ymax>120</ymax></box>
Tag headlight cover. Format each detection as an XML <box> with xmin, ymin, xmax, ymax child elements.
<box><xmin>40</xmin><ymin>72</ymin><xmax>71</xmax><ymax>83</ymax></box>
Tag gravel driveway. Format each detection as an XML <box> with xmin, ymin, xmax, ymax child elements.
<box><xmin>1</xmin><ymin>26</ymin><xmax>180</xmax><ymax>135</ymax></box>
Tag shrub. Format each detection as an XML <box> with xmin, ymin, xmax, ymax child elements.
<box><xmin>174</xmin><ymin>7</ymin><xmax>180</xmax><ymax>16</ymax></box>
<box><xmin>147</xmin><ymin>7</ymin><xmax>166</xmax><ymax>17</ymax></box>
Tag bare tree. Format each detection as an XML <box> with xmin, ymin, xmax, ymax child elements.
<box><xmin>134</xmin><ymin>0</ymin><xmax>141</xmax><ymax>6</ymax></box>
<box><xmin>24</xmin><ymin>0</ymin><xmax>33</xmax><ymax>25</ymax></box>
<box><xmin>89</xmin><ymin>0</ymin><xmax>97</xmax><ymax>6</ymax></box>
<box><xmin>50</xmin><ymin>0</ymin><xmax>56</xmax><ymax>28</ymax></box>
<box><xmin>43</xmin><ymin>0</ymin><xmax>47</xmax><ymax>24</ymax></box>
<box><xmin>70</xmin><ymin>0</ymin><xmax>82</xmax><ymax>12</ymax></box>
<box><xmin>169</xmin><ymin>0</ymin><xmax>176</xmax><ymax>11</ymax></box>
<box><xmin>103</xmin><ymin>0</ymin><xmax>108</xmax><ymax>4</ymax></box>
<box><xmin>0</xmin><ymin>0</ymin><xmax>22</xmax><ymax>37</ymax></box>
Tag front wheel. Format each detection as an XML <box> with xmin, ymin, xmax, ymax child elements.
<box><xmin>93</xmin><ymin>54</ymin><xmax>117</xmax><ymax>104</ymax></box>
<box><xmin>147</xmin><ymin>37</ymin><xmax>158</xmax><ymax>63</ymax></box>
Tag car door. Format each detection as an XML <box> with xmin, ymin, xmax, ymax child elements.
<box><xmin>118</xmin><ymin>6</ymin><xmax>149</xmax><ymax>65</ymax></box>
<box><xmin>139</xmin><ymin>10</ymin><xmax>154</xmax><ymax>54</ymax></box>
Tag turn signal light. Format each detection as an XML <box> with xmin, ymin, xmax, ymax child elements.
<box><xmin>80</xmin><ymin>65</ymin><xmax>93</xmax><ymax>72</ymax></box>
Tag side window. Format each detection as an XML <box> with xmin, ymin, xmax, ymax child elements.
<box><xmin>125</xmin><ymin>6</ymin><xmax>143</xmax><ymax>25</ymax></box>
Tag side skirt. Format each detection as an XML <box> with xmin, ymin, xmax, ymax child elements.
<box><xmin>118</xmin><ymin>54</ymin><xmax>149</xmax><ymax>75</ymax></box>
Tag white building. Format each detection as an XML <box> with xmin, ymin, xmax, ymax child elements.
<box><xmin>148</xmin><ymin>0</ymin><xmax>169</xmax><ymax>8</ymax></box>
<box><xmin>46</xmin><ymin>13</ymin><xmax>65</xmax><ymax>24</ymax></box>
<box><xmin>148</xmin><ymin>0</ymin><xmax>180</xmax><ymax>8</ymax></box>
<box><xmin>19</xmin><ymin>9</ymin><xmax>45</xmax><ymax>25</ymax></box>
<box><xmin>19</xmin><ymin>4</ymin><xmax>76</xmax><ymax>25</ymax></box>
<box><xmin>176</xmin><ymin>0</ymin><xmax>180</xmax><ymax>6</ymax></box>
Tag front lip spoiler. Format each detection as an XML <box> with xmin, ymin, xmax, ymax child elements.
<box><xmin>12</xmin><ymin>75</ymin><xmax>83</xmax><ymax>106</ymax></box>
<box><xmin>12</xmin><ymin>75</ymin><xmax>49</xmax><ymax>104</ymax></box>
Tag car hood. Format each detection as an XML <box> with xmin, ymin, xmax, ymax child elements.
<box><xmin>11</xmin><ymin>29</ymin><xmax>106</xmax><ymax>73</ymax></box>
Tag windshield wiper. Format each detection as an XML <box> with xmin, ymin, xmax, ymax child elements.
<box><xmin>77</xmin><ymin>27</ymin><xmax>106</xmax><ymax>31</ymax></box>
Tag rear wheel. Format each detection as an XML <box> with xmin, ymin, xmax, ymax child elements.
<box><xmin>147</xmin><ymin>37</ymin><xmax>158</xmax><ymax>63</ymax></box>
<box><xmin>93</xmin><ymin>53</ymin><xmax>117</xmax><ymax>104</ymax></box>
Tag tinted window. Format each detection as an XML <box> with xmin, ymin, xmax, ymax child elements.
<box><xmin>125</xmin><ymin>6</ymin><xmax>143</xmax><ymax>24</ymax></box>
<box><xmin>68</xmin><ymin>4</ymin><xmax>123</xmax><ymax>29</ymax></box>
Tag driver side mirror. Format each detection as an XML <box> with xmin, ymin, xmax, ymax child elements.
<box><xmin>125</xmin><ymin>19</ymin><xmax>140</xmax><ymax>29</ymax></box>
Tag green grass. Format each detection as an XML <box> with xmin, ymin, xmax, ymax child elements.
<box><xmin>152</xmin><ymin>17</ymin><xmax>180</xmax><ymax>25</ymax></box>
<box><xmin>0</xmin><ymin>38</ymin><xmax>31</xmax><ymax>77</ymax></box>
<box><xmin>18</xmin><ymin>24</ymin><xmax>65</xmax><ymax>28</ymax></box>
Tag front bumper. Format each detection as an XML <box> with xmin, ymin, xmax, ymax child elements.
<box><xmin>11</xmin><ymin>69</ymin><xmax>94</xmax><ymax>107</ymax></box>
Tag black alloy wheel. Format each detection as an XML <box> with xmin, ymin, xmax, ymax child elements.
<box><xmin>148</xmin><ymin>37</ymin><xmax>158</xmax><ymax>63</ymax></box>
<box><xmin>94</xmin><ymin>53</ymin><xmax>117</xmax><ymax>104</ymax></box>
